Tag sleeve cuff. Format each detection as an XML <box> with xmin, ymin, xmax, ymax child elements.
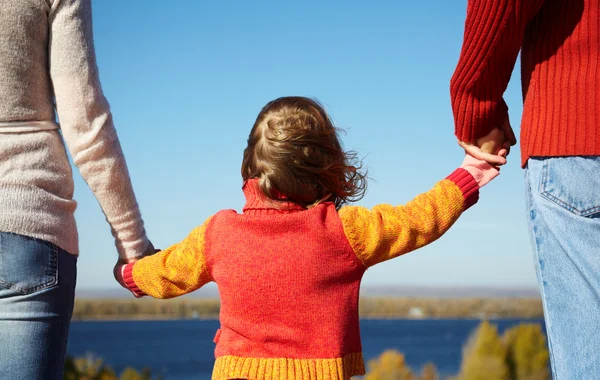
<box><xmin>123</xmin><ymin>263</ymin><xmax>146</xmax><ymax>297</ymax></box>
<box><xmin>446</xmin><ymin>168</ymin><xmax>479</xmax><ymax>210</ymax></box>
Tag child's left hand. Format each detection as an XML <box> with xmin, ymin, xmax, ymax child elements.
<box><xmin>460</xmin><ymin>151</ymin><xmax>505</xmax><ymax>187</ymax></box>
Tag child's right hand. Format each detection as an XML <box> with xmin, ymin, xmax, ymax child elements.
<box><xmin>460</xmin><ymin>153</ymin><xmax>504</xmax><ymax>187</ymax></box>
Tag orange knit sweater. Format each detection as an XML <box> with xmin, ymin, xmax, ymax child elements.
<box><xmin>123</xmin><ymin>169</ymin><xmax>478</xmax><ymax>380</ymax></box>
<box><xmin>451</xmin><ymin>0</ymin><xmax>600</xmax><ymax>166</ymax></box>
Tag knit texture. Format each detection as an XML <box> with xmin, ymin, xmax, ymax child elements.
<box><xmin>0</xmin><ymin>0</ymin><xmax>148</xmax><ymax>258</ymax></box>
<box><xmin>124</xmin><ymin>170</ymin><xmax>478</xmax><ymax>380</ymax></box>
<box><xmin>450</xmin><ymin>0</ymin><xmax>600</xmax><ymax>166</ymax></box>
<box><xmin>338</xmin><ymin>169</ymin><xmax>477</xmax><ymax>268</ymax></box>
<box><xmin>212</xmin><ymin>353</ymin><xmax>365</xmax><ymax>380</ymax></box>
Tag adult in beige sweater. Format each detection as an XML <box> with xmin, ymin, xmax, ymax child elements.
<box><xmin>0</xmin><ymin>1</ymin><xmax>153</xmax><ymax>378</ymax></box>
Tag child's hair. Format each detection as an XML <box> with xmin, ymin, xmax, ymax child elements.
<box><xmin>241</xmin><ymin>96</ymin><xmax>366</xmax><ymax>209</ymax></box>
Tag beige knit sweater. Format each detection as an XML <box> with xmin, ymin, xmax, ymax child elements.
<box><xmin>0</xmin><ymin>0</ymin><xmax>149</xmax><ymax>259</ymax></box>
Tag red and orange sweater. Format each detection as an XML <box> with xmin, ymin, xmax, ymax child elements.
<box><xmin>122</xmin><ymin>169</ymin><xmax>479</xmax><ymax>380</ymax></box>
<box><xmin>451</xmin><ymin>0</ymin><xmax>600</xmax><ymax>166</ymax></box>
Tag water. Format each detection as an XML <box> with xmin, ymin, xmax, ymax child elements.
<box><xmin>67</xmin><ymin>318</ymin><xmax>544</xmax><ymax>379</ymax></box>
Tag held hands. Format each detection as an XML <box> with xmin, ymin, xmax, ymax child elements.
<box><xmin>113</xmin><ymin>240</ymin><xmax>158</xmax><ymax>297</ymax></box>
<box><xmin>458</xmin><ymin>116</ymin><xmax>516</xmax><ymax>166</ymax></box>
<box><xmin>460</xmin><ymin>154</ymin><xmax>503</xmax><ymax>187</ymax></box>
<box><xmin>457</xmin><ymin>115</ymin><xmax>516</xmax><ymax>187</ymax></box>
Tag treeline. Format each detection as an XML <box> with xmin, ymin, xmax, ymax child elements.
<box><xmin>72</xmin><ymin>298</ymin><xmax>221</xmax><ymax>320</ymax></box>
<box><xmin>359</xmin><ymin>298</ymin><xmax>543</xmax><ymax>319</ymax></box>
<box><xmin>64</xmin><ymin>321</ymin><xmax>548</xmax><ymax>379</ymax></box>
<box><xmin>362</xmin><ymin>321</ymin><xmax>549</xmax><ymax>380</ymax></box>
<box><xmin>64</xmin><ymin>356</ymin><xmax>160</xmax><ymax>380</ymax></box>
<box><xmin>72</xmin><ymin>297</ymin><xmax>543</xmax><ymax>321</ymax></box>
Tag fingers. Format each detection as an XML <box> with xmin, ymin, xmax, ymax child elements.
<box><xmin>458</xmin><ymin>141</ymin><xmax>508</xmax><ymax>165</ymax></box>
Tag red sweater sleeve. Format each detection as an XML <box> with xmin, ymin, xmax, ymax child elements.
<box><xmin>450</xmin><ymin>0</ymin><xmax>545</xmax><ymax>142</ymax></box>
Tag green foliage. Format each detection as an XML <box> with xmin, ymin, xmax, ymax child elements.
<box><xmin>63</xmin><ymin>355</ymin><xmax>160</xmax><ymax>380</ymax></box>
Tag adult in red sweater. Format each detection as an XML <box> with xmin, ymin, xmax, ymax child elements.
<box><xmin>451</xmin><ymin>1</ymin><xmax>600</xmax><ymax>378</ymax></box>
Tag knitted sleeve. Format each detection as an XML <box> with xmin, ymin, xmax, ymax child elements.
<box><xmin>49</xmin><ymin>0</ymin><xmax>150</xmax><ymax>260</ymax></box>
<box><xmin>338</xmin><ymin>169</ymin><xmax>478</xmax><ymax>268</ymax></box>
<box><xmin>122</xmin><ymin>216</ymin><xmax>214</xmax><ymax>299</ymax></box>
<box><xmin>450</xmin><ymin>0</ymin><xmax>545</xmax><ymax>142</ymax></box>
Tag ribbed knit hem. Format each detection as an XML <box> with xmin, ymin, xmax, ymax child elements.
<box><xmin>0</xmin><ymin>182</ymin><xmax>78</xmax><ymax>255</ymax></box>
<box><xmin>212</xmin><ymin>353</ymin><xmax>365</xmax><ymax>380</ymax></box>
<box><xmin>521</xmin><ymin>150</ymin><xmax>600</xmax><ymax>168</ymax></box>
<box><xmin>123</xmin><ymin>263</ymin><xmax>146</xmax><ymax>297</ymax></box>
<box><xmin>446</xmin><ymin>168</ymin><xmax>479</xmax><ymax>210</ymax></box>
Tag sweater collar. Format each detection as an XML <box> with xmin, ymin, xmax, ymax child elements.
<box><xmin>242</xmin><ymin>179</ymin><xmax>307</xmax><ymax>214</ymax></box>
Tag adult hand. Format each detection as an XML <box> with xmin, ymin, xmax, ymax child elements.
<box><xmin>458</xmin><ymin>116</ymin><xmax>516</xmax><ymax>166</ymax></box>
<box><xmin>113</xmin><ymin>241</ymin><xmax>158</xmax><ymax>289</ymax></box>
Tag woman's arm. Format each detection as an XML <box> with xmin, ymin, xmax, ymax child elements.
<box><xmin>48</xmin><ymin>0</ymin><xmax>151</xmax><ymax>260</ymax></box>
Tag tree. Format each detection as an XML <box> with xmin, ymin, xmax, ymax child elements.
<box><xmin>63</xmin><ymin>355</ymin><xmax>116</xmax><ymax>380</ymax></box>
<box><xmin>458</xmin><ymin>321</ymin><xmax>510</xmax><ymax>380</ymax></box>
<box><xmin>419</xmin><ymin>362</ymin><xmax>438</xmax><ymax>380</ymax></box>
<box><xmin>364</xmin><ymin>349</ymin><xmax>415</xmax><ymax>380</ymax></box>
<box><xmin>503</xmin><ymin>324</ymin><xmax>550</xmax><ymax>380</ymax></box>
<box><xmin>119</xmin><ymin>368</ymin><xmax>153</xmax><ymax>380</ymax></box>
<box><xmin>63</xmin><ymin>356</ymin><xmax>160</xmax><ymax>380</ymax></box>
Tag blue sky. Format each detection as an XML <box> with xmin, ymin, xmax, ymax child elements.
<box><xmin>74</xmin><ymin>1</ymin><xmax>536</xmax><ymax>291</ymax></box>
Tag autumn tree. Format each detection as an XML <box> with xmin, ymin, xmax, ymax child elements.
<box><xmin>503</xmin><ymin>324</ymin><xmax>550</xmax><ymax>380</ymax></box>
<box><xmin>364</xmin><ymin>349</ymin><xmax>415</xmax><ymax>380</ymax></box>
<box><xmin>458</xmin><ymin>321</ymin><xmax>510</xmax><ymax>380</ymax></box>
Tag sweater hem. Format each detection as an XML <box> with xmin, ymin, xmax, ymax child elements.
<box><xmin>521</xmin><ymin>151</ymin><xmax>600</xmax><ymax>168</ymax></box>
<box><xmin>212</xmin><ymin>352</ymin><xmax>365</xmax><ymax>380</ymax></box>
<box><xmin>0</xmin><ymin>182</ymin><xmax>78</xmax><ymax>255</ymax></box>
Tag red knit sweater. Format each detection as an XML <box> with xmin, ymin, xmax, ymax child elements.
<box><xmin>451</xmin><ymin>0</ymin><xmax>600</xmax><ymax>166</ymax></box>
<box><xmin>122</xmin><ymin>170</ymin><xmax>479</xmax><ymax>380</ymax></box>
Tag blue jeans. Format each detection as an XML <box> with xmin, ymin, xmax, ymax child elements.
<box><xmin>0</xmin><ymin>232</ymin><xmax>77</xmax><ymax>380</ymax></box>
<box><xmin>525</xmin><ymin>156</ymin><xmax>600</xmax><ymax>379</ymax></box>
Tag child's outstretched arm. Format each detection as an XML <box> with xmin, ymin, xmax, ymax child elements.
<box><xmin>116</xmin><ymin>216</ymin><xmax>214</xmax><ymax>298</ymax></box>
<box><xmin>339</xmin><ymin>158</ymin><xmax>498</xmax><ymax>268</ymax></box>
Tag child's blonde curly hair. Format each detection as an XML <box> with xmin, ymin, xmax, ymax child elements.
<box><xmin>241</xmin><ymin>96</ymin><xmax>366</xmax><ymax>209</ymax></box>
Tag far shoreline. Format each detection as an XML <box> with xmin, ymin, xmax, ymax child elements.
<box><xmin>71</xmin><ymin>316</ymin><xmax>545</xmax><ymax>323</ymax></box>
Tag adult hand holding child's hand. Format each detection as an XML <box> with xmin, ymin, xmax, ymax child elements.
<box><xmin>113</xmin><ymin>241</ymin><xmax>158</xmax><ymax>297</ymax></box>
<box><xmin>460</xmin><ymin>154</ymin><xmax>504</xmax><ymax>187</ymax></box>
<box><xmin>458</xmin><ymin>116</ymin><xmax>515</xmax><ymax>166</ymax></box>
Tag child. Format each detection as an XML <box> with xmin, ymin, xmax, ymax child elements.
<box><xmin>117</xmin><ymin>96</ymin><xmax>502</xmax><ymax>380</ymax></box>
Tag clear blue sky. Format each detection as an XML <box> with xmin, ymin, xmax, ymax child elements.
<box><xmin>74</xmin><ymin>1</ymin><xmax>536</xmax><ymax>291</ymax></box>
